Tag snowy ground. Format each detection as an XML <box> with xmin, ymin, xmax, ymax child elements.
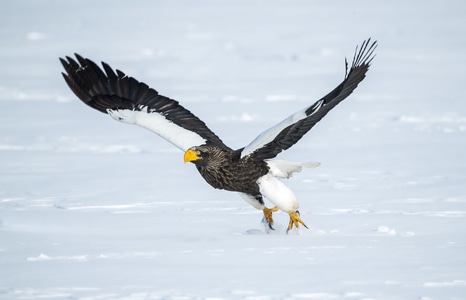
<box><xmin>1</xmin><ymin>1</ymin><xmax>466</xmax><ymax>299</ymax></box>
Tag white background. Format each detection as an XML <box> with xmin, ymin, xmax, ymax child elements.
<box><xmin>1</xmin><ymin>1</ymin><xmax>465</xmax><ymax>299</ymax></box>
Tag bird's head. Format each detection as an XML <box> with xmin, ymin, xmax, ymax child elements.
<box><xmin>184</xmin><ymin>146</ymin><xmax>208</xmax><ymax>166</ymax></box>
<box><xmin>184</xmin><ymin>145</ymin><xmax>228</xmax><ymax>168</ymax></box>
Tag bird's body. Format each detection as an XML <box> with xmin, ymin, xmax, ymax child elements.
<box><xmin>60</xmin><ymin>39</ymin><xmax>377</xmax><ymax>232</ymax></box>
<box><xmin>190</xmin><ymin>146</ymin><xmax>268</xmax><ymax>196</ymax></box>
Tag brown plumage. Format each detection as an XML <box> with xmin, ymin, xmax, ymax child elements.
<box><xmin>186</xmin><ymin>145</ymin><xmax>269</xmax><ymax>204</ymax></box>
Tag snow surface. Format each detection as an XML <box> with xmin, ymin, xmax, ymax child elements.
<box><xmin>1</xmin><ymin>0</ymin><xmax>466</xmax><ymax>299</ymax></box>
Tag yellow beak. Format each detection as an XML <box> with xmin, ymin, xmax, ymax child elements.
<box><xmin>184</xmin><ymin>149</ymin><xmax>200</xmax><ymax>163</ymax></box>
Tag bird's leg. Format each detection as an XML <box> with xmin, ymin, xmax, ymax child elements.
<box><xmin>287</xmin><ymin>210</ymin><xmax>308</xmax><ymax>233</ymax></box>
<box><xmin>262</xmin><ymin>206</ymin><xmax>279</xmax><ymax>230</ymax></box>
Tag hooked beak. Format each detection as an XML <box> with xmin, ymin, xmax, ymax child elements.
<box><xmin>184</xmin><ymin>149</ymin><xmax>200</xmax><ymax>163</ymax></box>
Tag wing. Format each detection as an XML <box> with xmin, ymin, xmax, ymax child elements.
<box><xmin>240</xmin><ymin>38</ymin><xmax>377</xmax><ymax>160</ymax></box>
<box><xmin>60</xmin><ymin>54</ymin><xmax>229</xmax><ymax>152</ymax></box>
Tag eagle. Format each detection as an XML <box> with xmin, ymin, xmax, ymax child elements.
<box><xmin>60</xmin><ymin>39</ymin><xmax>377</xmax><ymax>233</ymax></box>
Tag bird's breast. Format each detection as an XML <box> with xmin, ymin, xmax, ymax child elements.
<box><xmin>197</xmin><ymin>160</ymin><xmax>268</xmax><ymax>195</ymax></box>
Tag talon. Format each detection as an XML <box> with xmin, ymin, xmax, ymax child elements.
<box><xmin>287</xmin><ymin>210</ymin><xmax>308</xmax><ymax>233</ymax></box>
<box><xmin>262</xmin><ymin>206</ymin><xmax>279</xmax><ymax>230</ymax></box>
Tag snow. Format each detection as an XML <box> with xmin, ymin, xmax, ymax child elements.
<box><xmin>1</xmin><ymin>0</ymin><xmax>466</xmax><ymax>299</ymax></box>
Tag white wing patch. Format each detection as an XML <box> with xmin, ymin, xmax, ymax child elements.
<box><xmin>237</xmin><ymin>192</ymin><xmax>265</xmax><ymax>210</ymax></box>
<box><xmin>107</xmin><ymin>106</ymin><xmax>207</xmax><ymax>151</ymax></box>
<box><xmin>240</xmin><ymin>99</ymin><xmax>324</xmax><ymax>158</ymax></box>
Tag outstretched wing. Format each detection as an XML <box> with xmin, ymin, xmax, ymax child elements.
<box><xmin>60</xmin><ymin>54</ymin><xmax>228</xmax><ymax>152</ymax></box>
<box><xmin>240</xmin><ymin>38</ymin><xmax>377</xmax><ymax>160</ymax></box>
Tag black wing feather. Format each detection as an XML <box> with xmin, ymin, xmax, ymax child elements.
<box><xmin>249</xmin><ymin>38</ymin><xmax>377</xmax><ymax>161</ymax></box>
<box><xmin>60</xmin><ymin>54</ymin><xmax>228</xmax><ymax>148</ymax></box>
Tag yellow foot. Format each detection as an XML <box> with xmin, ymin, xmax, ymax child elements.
<box><xmin>262</xmin><ymin>206</ymin><xmax>279</xmax><ymax>230</ymax></box>
<box><xmin>287</xmin><ymin>211</ymin><xmax>309</xmax><ymax>233</ymax></box>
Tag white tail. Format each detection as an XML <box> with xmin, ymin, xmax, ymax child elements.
<box><xmin>265</xmin><ymin>160</ymin><xmax>320</xmax><ymax>179</ymax></box>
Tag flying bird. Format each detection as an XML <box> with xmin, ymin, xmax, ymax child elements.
<box><xmin>60</xmin><ymin>39</ymin><xmax>377</xmax><ymax>233</ymax></box>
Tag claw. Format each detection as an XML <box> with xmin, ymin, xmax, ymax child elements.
<box><xmin>287</xmin><ymin>210</ymin><xmax>308</xmax><ymax>233</ymax></box>
<box><xmin>262</xmin><ymin>206</ymin><xmax>279</xmax><ymax>230</ymax></box>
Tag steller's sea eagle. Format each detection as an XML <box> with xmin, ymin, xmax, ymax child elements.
<box><xmin>60</xmin><ymin>38</ymin><xmax>377</xmax><ymax>233</ymax></box>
